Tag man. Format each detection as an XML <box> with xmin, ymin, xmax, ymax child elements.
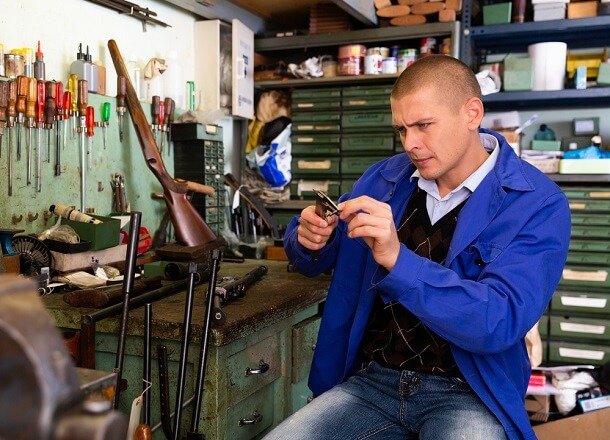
<box><xmin>267</xmin><ymin>55</ymin><xmax>570</xmax><ymax>439</ymax></box>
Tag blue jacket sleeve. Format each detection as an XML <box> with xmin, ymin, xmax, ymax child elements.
<box><xmin>371</xmin><ymin>192</ymin><xmax>570</xmax><ymax>355</ymax></box>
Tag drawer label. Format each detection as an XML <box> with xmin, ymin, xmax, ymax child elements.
<box><xmin>296</xmin><ymin>137</ymin><xmax>314</xmax><ymax>143</ymax></box>
<box><xmin>348</xmin><ymin>100</ymin><xmax>367</xmax><ymax>106</ymax></box>
<box><xmin>558</xmin><ymin>347</ymin><xmax>605</xmax><ymax>360</ymax></box>
<box><xmin>559</xmin><ymin>322</ymin><xmax>606</xmax><ymax>334</ymax></box>
<box><xmin>560</xmin><ymin>296</ymin><xmax>607</xmax><ymax>308</ymax></box>
<box><xmin>296</xmin><ymin>125</ymin><xmax>314</xmax><ymax>131</ymax></box>
<box><xmin>563</xmin><ymin>269</ymin><xmax>608</xmax><ymax>282</ymax></box>
<box><xmin>298</xmin><ymin>160</ymin><xmax>331</xmax><ymax>170</ymax></box>
<box><xmin>297</xmin><ymin>103</ymin><xmax>314</xmax><ymax>108</ymax></box>
<box><xmin>569</xmin><ymin>203</ymin><xmax>586</xmax><ymax>209</ymax></box>
<box><xmin>590</xmin><ymin>192</ymin><xmax>610</xmax><ymax>198</ymax></box>
<box><xmin>297</xmin><ymin>181</ymin><xmax>329</xmax><ymax>193</ymax></box>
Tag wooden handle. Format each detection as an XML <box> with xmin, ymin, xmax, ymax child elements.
<box><xmin>183</xmin><ymin>179</ymin><xmax>215</xmax><ymax>196</ymax></box>
<box><xmin>377</xmin><ymin>5</ymin><xmax>410</xmax><ymax>17</ymax></box>
<box><xmin>117</xmin><ymin>76</ymin><xmax>126</xmax><ymax>108</ymax></box>
<box><xmin>411</xmin><ymin>2</ymin><xmax>445</xmax><ymax>15</ymax></box>
<box><xmin>133</xmin><ymin>424</ymin><xmax>152</xmax><ymax>440</ymax></box>
<box><xmin>78</xmin><ymin>80</ymin><xmax>88</xmax><ymax>117</ymax></box>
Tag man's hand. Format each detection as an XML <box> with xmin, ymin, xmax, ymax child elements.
<box><xmin>338</xmin><ymin>196</ymin><xmax>400</xmax><ymax>271</ymax></box>
<box><xmin>297</xmin><ymin>205</ymin><xmax>339</xmax><ymax>252</ymax></box>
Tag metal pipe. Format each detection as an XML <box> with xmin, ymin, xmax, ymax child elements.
<box><xmin>157</xmin><ymin>345</ymin><xmax>174</xmax><ymax>439</ymax></box>
<box><xmin>143</xmin><ymin>303</ymin><xmax>152</xmax><ymax>426</ymax></box>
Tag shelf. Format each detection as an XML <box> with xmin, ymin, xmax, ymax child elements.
<box><xmin>482</xmin><ymin>87</ymin><xmax>610</xmax><ymax>110</ymax></box>
<box><xmin>255</xmin><ymin>22</ymin><xmax>460</xmax><ymax>51</ymax></box>
<box><xmin>255</xmin><ymin>73</ymin><xmax>400</xmax><ymax>89</ymax></box>
<box><xmin>550</xmin><ymin>174</ymin><xmax>610</xmax><ymax>184</ymax></box>
<box><xmin>469</xmin><ymin>16</ymin><xmax>610</xmax><ymax>52</ymax></box>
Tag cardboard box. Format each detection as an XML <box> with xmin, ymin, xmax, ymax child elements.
<box><xmin>533</xmin><ymin>407</ymin><xmax>610</xmax><ymax>439</ymax></box>
<box><xmin>567</xmin><ymin>1</ymin><xmax>598</xmax><ymax>19</ymax></box>
<box><xmin>503</xmin><ymin>55</ymin><xmax>533</xmax><ymax>91</ymax></box>
<box><xmin>483</xmin><ymin>2</ymin><xmax>512</xmax><ymax>25</ymax></box>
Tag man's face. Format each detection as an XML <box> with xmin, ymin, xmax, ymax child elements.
<box><xmin>391</xmin><ymin>86</ymin><xmax>476</xmax><ymax>194</ymax></box>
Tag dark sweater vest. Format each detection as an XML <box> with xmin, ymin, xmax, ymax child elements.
<box><xmin>360</xmin><ymin>187</ymin><xmax>467</xmax><ymax>377</ymax></box>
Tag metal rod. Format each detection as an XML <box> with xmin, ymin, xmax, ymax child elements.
<box><xmin>172</xmin><ymin>263</ymin><xmax>198</xmax><ymax>440</ymax></box>
<box><xmin>157</xmin><ymin>345</ymin><xmax>174</xmax><ymax>439</ymax></box>
<box><xmin>143</xmin><ymin>303</ymin><xmax>152</xmax><ymax>426</ymax></box>
<box><xmin>80</xmin><ymin>130</ymin><xmax>86</xmax><ymax>211</ymax></box>
<box><xmin>112</xmin><ymin>211</ymin><xmax>142</xmax><ymax>409</ymax></box>
<box><xmin>189</xmin><ymin>249</ymin><xmax>222</xmax><ymax>436</ymax></box>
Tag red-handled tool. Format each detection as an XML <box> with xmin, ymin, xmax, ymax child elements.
<box><xmin>86</xmin><ymin>105</ymin><xmax>94</xmax><ymax>170</ymax></box>
<box><xmin>78</xmin><ymin>79</ymin><xmax>88</xmax><ymax>211</ymax></box>
<box><xmin>44</xmin><ymin>81</ymin><xmax>57</xmax><ymax>175</ymax></box>
<box><xmin>0</xmin><ymin>82</ymin><xmax>7</xmax><ymax>158</ymax></box>
<box><xmin>116</xmin><ymin>76</ymin><xmax>126</xmax><ymax>142</ymax></box>
<box><xmin>25</xmin><ymin>77</ymin><xmax>37</xmax><ymax>185</ymax></box>
<box><xmin>62</xmin><ymin>90</ymin><xmax>71</xmax><ymax>148</ymax></box>
<box><xmin>16</xmin><ymin>75</ymin><xmax>28</xmax><ymax>161</ymax></box>
<box><xmin>151</xmin><ymin>95</ymin><xmax>160</xmax><ymax>147</ymax></box>
<box><xmin>55</xmin><ymin>81</ymin><xmax>64</xmax><ymax>160</ymax></box>
<box><xmin>36</xmin><ymin>80</ymin><xmax>45</xmax><ymax>192</ymax></box>
<box><xmin>158</xmin><ymin>99</ymin><xmax>165</xmax><ymax>154</ymax></box>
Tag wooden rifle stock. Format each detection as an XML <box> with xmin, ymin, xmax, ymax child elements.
<box><xmin>107</xmin><ymin>39</ymin><xmax>217</xmax><ymax>247</ymax></box>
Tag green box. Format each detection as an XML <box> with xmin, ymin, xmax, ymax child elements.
<box><xmin>531</xmin><ymin>140</ymin><xmax>562</xmax><ymax>151</ymax></box>
<box><xmin>483</xmin><ymin>2</ymin><xmax>512</xmax><ymax>25</ymax></box>
<box><xmin>62</xmin><ymin>215</ymin><xmax>121</xmax><ymax>251</ymax></box>
<box><xmin>597</xmin><ymin>62</ymin><xmax>610</xmax><ymax>86</ymax></box>
<box><xmin>503</xmin><ymin>54</ymin><xmax>533</xmax><ymax>91</ymax></box>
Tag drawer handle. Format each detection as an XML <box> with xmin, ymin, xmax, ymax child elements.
<box><xmin>239</xmin><ymin>411</ymin><xmax>263</xmax><ymax>426</ymax></box>
<box><xmin>245</xmin><ymin>360</ymin><xmax>269</xmax><ymax>376</ymax></box>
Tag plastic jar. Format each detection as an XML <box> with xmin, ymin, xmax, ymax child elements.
<box><xmin>364</xmin><ymin>48</ymin><xmax>383</xmax><ymax>75</ymax></box>
<box><xmin>382</xmin><ymin>57</ymin><xmax>397</xmax><ymax>74</ymax></box>
<box><xmin>397</xmin><ymin>49</ymin><xmax>418</xmax><ymax>73</ymax></box>
<box><xmin>4</xmin><ymin>53</ymin><xmax>24</xmax><ymax>78</ymax></box>
<box><xmin>338</xmin><ymin>44</ymin><xmax>366</xmax><ymax>76</ymax></box>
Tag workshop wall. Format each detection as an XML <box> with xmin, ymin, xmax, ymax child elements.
<box><xmin>0</xmin><ymin>0</ymin><xmax>241</xmax><ymax>238</ymax></box>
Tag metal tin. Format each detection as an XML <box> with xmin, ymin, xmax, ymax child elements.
<box><xmin>397</xmin><ymin>49</ymin><xmax>418</xmax><ymax>73</ymax></box>
<box><xmin>364</xmin><ymin>54</ymin><xmax>383</xmax><ymax>75</ymax></box>
<box><xmin>338</xmin><ymin>44</ymin><xmax>366</xmax><ymax>76</ymax></box>
<box><xmin>4</xmin><ymin>53</ymin><xmax>24</xmax><ymax>78</ymax></box>
<box><xmin>382</xmin><ymin>57</ymin><xmax>397</xmax><ymax>74</ymax></box>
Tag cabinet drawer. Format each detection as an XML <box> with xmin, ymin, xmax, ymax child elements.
<box><xmin>572</xmin><ymin>213</ymin><xmax>610</xmax><ymax>227</ymax></box>
<box><xmin>551</xmin><ymin>290</ymin><xmax>610</xmax><ymax>315</ymax></box>
<box><xmin>291</xmin><ymin>377</ymin><xmax>314</xmax><ymax>414</ymax></box>
<box><xmin>563</xmin><ymin>187</ymin><xmax>610</xmax><ymax>199</ymax></box>
<box><xmin>342</xmin><ymin>85</ymin><xmax>393</xmax><ymax>97</ymax></box>
<box><xmin>292</xmin><ymin>100</ymin><xmax>341</xmax><ymax>111</ymax></box>
<box><xmin>341</xmin><ymin>133</ymin><xmax>394</xmax><ymax>154</ymax></box>
<box><xmin>538</xmin><ymin>315</ymin><xmax>548</xmax><ymax>337</ymax></box>
<box><xmin>341</xmin><ymin>156</ymin><xmax>385</xmax><ymax>177</ymax></box>
<box><xmin>550</xmin><ymin>316</ymin><xmax>610</xmax><ymax>342</ymax></box>
<box><xmin>569</xmin><ymin>199</ymin><xmax>610</xmax><ymax>212</ymax></box>
<box><xmin>293</xmin><ymin>88</ymin><xmax>341</xmax><ymax>100</ymax></box>
<box><xmin>226</xmin><ymin>381</ymin><xmax>277</xmax><ymax>440</ymax></box>
<box><xmin>227</xmin><ymin>333</ymin><xmax>282</xmax><ymax>403</ymax></box>
<box><xmin>571</xmin><ymin>225</ymin><xmax>610</xmax><ymax>239</ymax></box>
<box><xmin>292</xmin><ymin>111</ymin><xmax>341</xmax><ymax>123</ymax></box>
<box><xmin>560</xmin><ymin>266</ymin><xmax>610</xmax><ymax>289</ymax></box>
<box><xmin>292</xmin><ymin>145</ymin><xmax>340</xmax><ymax>157</ymax></box>
<box><xmin>292</xmin><ymin>134</ymin><xmax>341</xmax><ymax>145</ymax></box>
<box><xmin>271</xmin><ymin>210</ymin><xmax>301</xmax><ymax>227</ymax></box>
<box><xmin>342</xmin><ymin>111</ymin><xmax>393</xmax><ymax>129</ymax></box>
<box><xmin>549</xmin><ymin>340</ymin><xmax>610</xmax><ymax>365</ymax></box>
<box><xmin>570</xmin><ymin>239</ymin><xmax>610</xmax><ymax>253</ymax></box>
<box><xmin>292</xmin><ymin>158</ymin><xmax>340</xmax><ymax>178</ymax></box>
<box><xmin>342</xmin><ymin>96</ymin><xmax>391</xmax><ymax>109</ymax></box>
<box><xmin>290</xmin><ymin>180</ymin><xmax>341</xmax><ymax>200</ymax></box>
<box><xmin>293</xmin><ymin>122</ymin><xmax>341</xmax><ymax>133</ymax></box>
<box><xmin>292</xmin><ymin>316</ymin><xmax>321</xmax><ymax>384</ymax></box>
<box><xmin>566</xmin><ymin>251</ymin><xmax>610</xmax><ymax>266</ymax></box>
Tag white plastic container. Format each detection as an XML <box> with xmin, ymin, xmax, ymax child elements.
<box><xmin>163</xmin><ymin>51</ymin><xmax>185</xmax><ymax>110</ymax></box>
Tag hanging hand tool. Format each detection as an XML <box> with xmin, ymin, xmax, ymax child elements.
<box><xmin>86</xmin><ymin>106</ymin><xmax>94</xmax><ymax>170</ymax></box>
<box><xmin>7</xmin><ymin>80</ymin><xmax>16</xmax><ymax>196</ymax></box>
<box><xmin>44</xmin><ymin>81</ymin><xmax>57</xmax><ymax>174</ymax></box>
<box><xmin>151</xmin><ymin>95</ymin><xmax>160</xmax><ymax>148</ymax></box>
<box><xmin>62</xmin><ymin>90</ymin><xmax>71</xmax><ymax>149</ymax></box>
<box><xmin>26</xmin><ymin>77</ymin><xmax>37</xmax><ymax>186</ymax></box>
<box><xmin>36</xmin><ymin>80</ymin><xmax>45</xmax><ymax>192</ymax></box>
<box><xmin>96</xmin><ymin>102</ymin><xmax>110</xmax><ymax>149</ymax></box>
<box><xmin>55</xmin><ymin>81</ymin><xmax>64</xmax><ymax>161</ymax></box>
<box><xmin>163</xmin><ymin>97</ymin><xmax>174</xmax><ymax>155</ymax></box>
<box><xmin>116</xmin><ymin>76</ymin><xmax>126</xmax><ymax>142</ymax></box>
<box><xmin>16</xmin><ymin>75</ymin><xmax>28</xmax><ymax>161</ymax></box>
<box><xmin>0</xmin><ymin>82</ymin><xmax>7</xmax><ymax>158</ymax></box>
<box><xmin>78</xmin><ymin>79</ymin><xmax>88</xmax><ymax>212</ymax></box>
<box><xmin>69</xmin><ymin>74</ymin><xmax>78</xmax><ymax>139</ymax></box>
<box><xmin>158</xmin><ymin>99</ymin><xmax>165</xmax><ymax>154</ymax></box>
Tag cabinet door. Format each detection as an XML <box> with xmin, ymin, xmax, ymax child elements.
<box><xmin>292</xmin><ymin>316</ymin><xmax>321</xmax><ymax>384</ymax></box>
<box><xmin>232</xmin><ymin>19</ymin><xmax>254</xmax><ymax>119</ymax></box>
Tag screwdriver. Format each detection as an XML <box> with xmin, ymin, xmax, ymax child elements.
<box><xmin>55</xmin><ymin>81</ymin><xmax>64</xmax><ymax>160</ymax></box>
<box><xmin>62</xmin><ymin>90</ymin><xmax>71</xmax><ymax>148</ymax></box>
<box><xmin>44</xmin><ymin>81</ymin><xmax>57</xmax><ymax>175</ymax></box>
<box><xmin>16</xmin><ymin>75</ymin><xmax>28</xmax><ymax>161</ymax></box>
<box><xmin>95</xmin><ymin>102</ymin><xmax>110</xmax><ymax>149</ymax></box>
<box><xmin>26</xmin><ymin>77</ymin><xmax>37</xmax><ymax>186</ymax></box>
<box><xmin>158</xmin><ymin>99</ymin><xmax>165</xmax><ymax>154</ymax></box>
<box><xmin>117</xmin><ymin>76</ymin><xmax>126</xmax><ymax>142</ymax></box>
<box><xmin>7</xmin><ymin>80</ymin><xmax>16</xmax><ymax>196</ymax></box>
<box><xmin>69</xmin><ymin>73</ymin><xmax>78</xmax><ymax>139</ymax></box>
<box><xmin>78</xmin><ymin>79</ymin><xmax>88</xmax><ymax>211</ymax></box>
<box><xmin>36</xmin><ymin>80</ymin><xmax>45</xmax><ymax>192</ymax></box>
<box><xmin>151</xmin><ymin>95</ymin><xmax>160</xmax><ymax>147</ymax></box>
<box><xmin>0</xmin><ymin>82</ymin><xmax>7</xmax><ymax>158</ymax></box>
<box><xmin>86</xmin><ymin>106</ymin><xmax>94</xmax><ymax>170</ymax></box>
<box><xmin>165</xmin><ymin>98</ymin><xmax>175</xmax><ymax>156</ymax></box>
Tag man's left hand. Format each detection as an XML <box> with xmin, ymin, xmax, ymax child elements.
<box><xmin>338</xmin><ymin>196</ymin><xmax>400</xmax><ymax>271</ymax></box>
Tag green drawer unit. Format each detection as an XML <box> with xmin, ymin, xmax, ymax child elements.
<box><xmin>570</xmin><ymin>239</ymin><xmax>610</xmax><ymax>253</ymax></box>
<box><xmin>292</xmin><ymin>158</ymin><xmax>340</xmax><ymax>178</ymax></box>
<box><xmin>292</xmin><ymin>133</ymin><xmax>341</xmax><ymax>146</ymax></box>
<box><xmin>290</xmin><ymin>180</ymin><xmax>341</xmax><ymax>200</ymax></box>
<box><xmin>292</xmin><ymin>122</ymin><xmax>341</xmax><ymax>133</ymax></box>
<box><xmin>342</xmin><ymin>96</ymin><xmax>391</xmax><ymax>109</ymax></box>
<box><xmin>550</xmin><ymin>316</ymin><xmax>610</xmax><ymax>342</ymax></box>
<box><xmin>572</xmin><ymin>213</ymin><xmax>610</xmax><ymax>227</ymax></box>
<box><xmin>552</xmin><ymin>290</ymin><xmax>610</xmax><ymax>316</ymax></box>
<box><xmin>342</xmin><ymin>111</ymin><xmax>393</xmax><ymax>130</ymax></box>
<box><xmin>341</xmin><ymin>133</ymin><xmax>395</xmax><ymax>155</ymax></box>
<box><xmin>292</xmin><ymin>88</ymin><xmax>342</xmax><ymax>101</ymax></box>
<box><xmin>292</xmin><ymin>144</ymin><xmax>340</xmax><ymax>157</ymax></box>
<box><xmin>292</xmin><ymin>100</ymin><xmax>341</xmax><ymax>111</ymax></box>
<box><xmin>560</xmin><ymin>266</ymin><xmax>610</xmax><ymax>289</ymax></box>
<box><xmin>341</xmin><ymin>156</ymin><xmax>385</xmax><ymax>177</ymax></box>
<box><xmin>568</xmin><ymin>198</ymin><xmax>610</xmax><ymax>212</ymax></box>
<box><xmin>563</xmin><ymin>187</ymin><xmax>610</xmax><ymax>199</ymax></box>
<box><xmin>342</xmin><ymin>85</ymin><xmax>394</xmax><ymax>97</ymax></box>
<box><xmin>549</xmin><ymin>340</ymin><xmax>610</xmax><ymax>365</ymax></box>
<box><xmin>571</xmin><ymin>225</ymin><xmax>610</xmax><ymax>239</ymax></box>
<box><xmin>292</xmin><ymin>111</ymin><xmax>341</xmax><ymax>123</ymax></box>
<box><xmin>567</xmin><ymin>252</ymin><xmax>610</xmax><ymax>266</ymax></box>
<box><xmin>538</xmin><ymin>315</ymin><xmax>549</xmax><ymax>337</ymax></box>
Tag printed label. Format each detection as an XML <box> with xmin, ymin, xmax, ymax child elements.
<box><xmin>298</xmin><ymin>160</ymin><xmax>331</xmax><ymax>170</ymax></box>
<box><xmin>558</xmin><ymin>347</ymin><xmax>605</xmax><ymax>360</ymax></box>
<box><xmin>563</xmin><ymin>269</ymin><xmax>608</xmax><ymax>282</ymax></box>
<box><xmin>559</xmin><ymin>322</ymin><xmax>606</xmax><ymax>334</ymax></box>
<box><xmin>561</xmin><ymin>296</ymin><xmax>607</xmax><ymax>308</ymax></box>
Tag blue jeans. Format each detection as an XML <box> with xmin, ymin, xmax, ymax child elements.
<box><xmin>264</xmin><ymin>362</ymin><xmax>507</xmax><ymax>439</ymax></box>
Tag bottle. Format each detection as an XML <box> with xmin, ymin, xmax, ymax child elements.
<box><xmin>0</xmin><ymin>43</ymin><xmax>5</xmax><ymax>77</ymax></box>
<box><xmin>126</xmin><ymin>54</ymin><xmax>142</xmax><ymax>99</ymax></box>
<box><xmin>94</xmin><ymin>60</ymin><xmax>106</xmax><ymax>95</ymax></box>
<box><xmin>533</xmin><ymin>124</ymin><xmax>556</xmax><ymax>141</ymax></box>
<box><xmin>163</xmin><ymin>50</ymin><xmax>185</xmax><ymax>109</ymax></box>
<box><xmin>85</xmin><ymin>45</ymin><xmax>99</xmax><ymax>93</ymax></box>
<box><xmin>34</xmin><ymin>40</ymin><xmax>45</xmax><ymax>80</ymax></box>
<box><xmin>23</xmin><ymin>47</ymin><xmax>34</xmax><ymax>77</ymax></box>
<box><xmin>70</xmin><ymin>44</ymin><xmax>88</xmax><ymax>82</ymax></box>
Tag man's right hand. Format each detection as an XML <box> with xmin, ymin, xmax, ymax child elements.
<box><xmin>297</xmin><ymin>205</ymin><xmax>339</xmax><ymax>252</ymax></box>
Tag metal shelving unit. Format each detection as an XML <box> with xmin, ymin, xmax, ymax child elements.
<box><xmin>483</xmin><ymin>87</ymin><xmax>610</xmax><ymax>111</ymax></box>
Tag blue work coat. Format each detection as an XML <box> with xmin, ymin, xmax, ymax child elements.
<box><xmin>284</xmin><ymin>130</ymin><xmax>571</xmax><ymax>440</ymax></box>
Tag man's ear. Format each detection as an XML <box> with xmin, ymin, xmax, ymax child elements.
<box><xmin>464</xmin><ymin>97</ymin><xmax>484</xmax><ymax>131</ymax></box>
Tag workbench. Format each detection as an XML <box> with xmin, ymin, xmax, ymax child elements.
<box><xmin>43</xmin><ymin>259</ymin><xmax>330</xmax><ymax>439</ymax></box>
